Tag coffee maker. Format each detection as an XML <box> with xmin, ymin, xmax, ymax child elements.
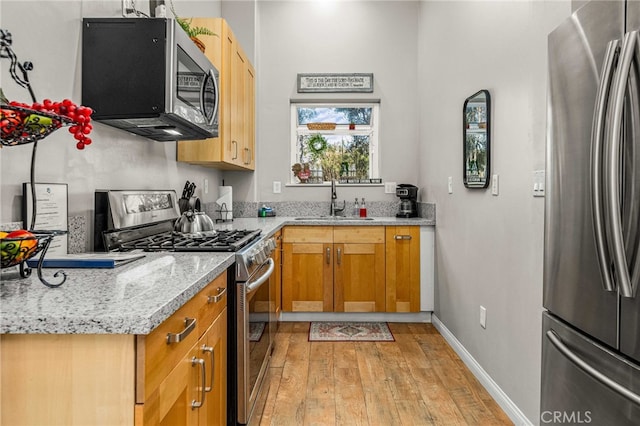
<box><xmin>396</xmin><ymin>184</ymin><xmax>419</xmax><ymax>218</ymax></box>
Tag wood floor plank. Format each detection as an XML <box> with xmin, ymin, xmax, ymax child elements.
<box><xmin>303</xmin><ymin>397</ymin><xmax>336</xmax><ymax>426</ymax></box>
<box><xmin>356</xmin><ymin>342</ymin><xmax>402</xmax><ymax>424</ymax></box>
<box><xmin>259</xmin><ymin>322</ymin><xmax>511</xmax><ymax>426</ymax></box>
<box><xmin>256</xmin><ymin>367</ymin><xmax>283</xmax><ymax>426</ymax></box>
<box><xmin>307</xmin><ymin>343</ymin><xmax>335</xmax><ymax>400</ymax></box>
<box><xmin>395</xmin><ymin>399</ymin><xmax>435</xmax><ymax>426</ymax></box>
<box><xmin>268</xmin><ymin>323</ymin><xmax>311</xmax><ymax>425</ymax></box>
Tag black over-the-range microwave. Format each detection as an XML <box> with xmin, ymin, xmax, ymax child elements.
<box><xmin>81</xmin><ymin>18</ymin><xmax>219</xmax><ymax>141</ymax></box>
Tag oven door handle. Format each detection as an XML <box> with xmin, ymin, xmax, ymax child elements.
<box><xmin>245</xmin><ymin>258</ymin><xmax>275</xmax><ymax>295</ymax></box>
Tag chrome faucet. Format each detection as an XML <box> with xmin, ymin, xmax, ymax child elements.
<box><xmin>330</xmin><ymin>179</ymin><xmax>346</xmax><ymax>216</ymax></box>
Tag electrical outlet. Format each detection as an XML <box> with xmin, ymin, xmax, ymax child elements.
<box><xmin>491</xmin><ymin>174</ymin><xmax>499</xmax><ymax>196</ymax></box>
<box><xmin>480</xmin><ymin>306</ymin><xmax>487</xmax><ymax>329</ymax></box>
<box><xmin>533</xmin><ymin>170</ymin><xmax>545</xmax><ymax>197</ymax></box>
<box><xmin>203</xmin><ymin>178</ymin><xmax>209</xmax><ymax>194</ymax></box>
<box><xmin>447</xmin><ymin>176</ymin><xmax>453</xmax><ymax>194</ymax></box>
<box><xmin>273</xmin><ymin>181</ymin><xmax>282</xmax><ymax>194</ymax></box>
<box><xmin>384</xmin><ymin>182</ymin><xmax>397</xmax><ymax>194</ymax></box>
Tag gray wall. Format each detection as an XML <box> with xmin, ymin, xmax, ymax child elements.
<box><xmin>417</xmin><ymin>1</ymin><xmax>570</xmax><ymax>423</ymax></box>
<box><xmin>0</xmin><ymin>0</ymin><xmax>223</xmax><ymax>227</ymax></box>
<box><xmin>224</xmin><ymin>0</ymin><xmax>422</xmax><ymax>204</ymax></box>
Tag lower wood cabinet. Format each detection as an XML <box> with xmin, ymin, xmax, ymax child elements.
<box><xmin>0</xmin><ymin>271</ymin><xmax>228</xmax><ymax>426</ymax></box>
<box><xmin>334</xmin><ymin>227</ymin><xmax>386</xmax><ymax>312</ymax></box>
<box><xmin>282</xmin><ymin>226</ymin><xmax>333</xmax><ymax>312</ymax></box>
<box><xmin>385</xmin><ymin>226</ymin><xmax>421</xmax><ymax>312</ymax></box>
<box><xmin>282</xmin><ymin>226</ymin><xmax>387</xmax><ymax>313</ymax></box>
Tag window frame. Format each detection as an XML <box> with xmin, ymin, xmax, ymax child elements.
<box><xmin>289</xmin><ymin>101</ymin><xmax>380</xmax><ymax>185</ymax></box>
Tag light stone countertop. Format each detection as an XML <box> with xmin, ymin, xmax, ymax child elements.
<box><xmin>0</xmin><ymin>217</ymin><xmax>434</xmax><ymax>335</ymax></box>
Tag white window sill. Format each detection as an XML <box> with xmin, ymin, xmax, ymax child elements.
<box><xmin>285</xmin><ymin>183</ymin><xmax>384</xmax><ymax>187</ymax></box>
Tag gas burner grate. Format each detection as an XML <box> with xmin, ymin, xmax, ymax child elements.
<box><xmin>119</xmin><ymin>229</ymin><xmax>262</xmax><ymax>252</ymax></box>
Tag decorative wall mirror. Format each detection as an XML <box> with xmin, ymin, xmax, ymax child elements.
<box><xmin>463</xmin><ymin>89</ymin><xmax>491</xmax><ymax>188</ymax></box>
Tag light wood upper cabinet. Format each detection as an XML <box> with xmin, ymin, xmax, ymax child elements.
<box><xmin>385</xmin><ymin>226</ymin><xmax>421</xmax><ymax>312</ymax></box>
<box><xmin>177</xmin><ymin>18</ymin><xmax>255</xmax><ymax>171</ymax></box>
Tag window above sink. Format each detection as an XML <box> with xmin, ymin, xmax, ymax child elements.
<box><xmin>290</xmin><ymin>101</ymin><xmax>380</xmax><ymax>185</ymax></box>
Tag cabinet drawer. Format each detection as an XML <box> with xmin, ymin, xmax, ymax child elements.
<box><xmin>136</xmin><ymin>272</ymin><xmax>226</xmax><ymax>403</ymax></box>
<box><xmin>284</xmin><ymin>226</ymin><xmax>333</xmax><ymax>243</ymax></box>
<box><xmin>196</xmin><ymin>271</ymin><xmax>228</xmax><ymax>336</ymax></box>
<box><xmin>333</xmin><ymin>226</ymin><xmax>384</xmax><ymax>243</ymax></box>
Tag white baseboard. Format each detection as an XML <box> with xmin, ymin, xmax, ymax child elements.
<box><xmin>431</xmin><ymin>315</ymin><xmax>533</xmax><ymax>426</ymax></box>
<box><xmin>280</xmin><ymin>311</ymin><xmax>432</xmax><ymax>323</ymax></box>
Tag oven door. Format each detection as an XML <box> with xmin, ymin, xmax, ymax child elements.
<box><xmin>237</xmin><ymin>258</ymin><xmax>275</xmax><ymax>424</ymax></box>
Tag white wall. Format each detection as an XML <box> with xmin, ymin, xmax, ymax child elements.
<box><xmin>417</xmin><ymin>1</ymin><xmax>570</xmax><ymax>423</ymax></box>
<box><xmin>231</xmin><ymin>0</ymin><xmax>421</xmax><ymax>203</ymax></box>
<box><xmin>0</xmin><ymin>0</ymin><xmax>223</xmax><ymax>227</ymax></box>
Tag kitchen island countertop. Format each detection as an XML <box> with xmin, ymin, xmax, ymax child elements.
<box><xmin>0</xmin><ymin>216</ymin><xmax>434</xmax><ymax>334</ymax></box>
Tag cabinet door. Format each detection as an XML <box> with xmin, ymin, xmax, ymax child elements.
<box><xmin>198</xmin><ymin>309</ymin><xmax>227</xmax><ymax>426</ymax></box>
<box><xmin>385</xmin><ymin>226</ymin><xmax>420</xmax><ymax>312</ymax></box>
<box><xmin>144</xmin><ymin>343</ymin><xmax>202</xmax><ymax>426</ymax></box>
<box><xmin>230</xmin><ymin>41</ymin><xmax>246</xmax><ymax>168</ymax></box>
<box><xmin>282</xmin><ymin>242</ymin><xmax>333</xmax><ymax>312</ymax></box>
<box><xmin>243</xmin><ymin>63</ymin><xmax>255</xmax><ymax>169</ymax></box>
<box><xmin>334</xmin><ymin>242</ymin><xmax>385</xmax><ymax>312</ymax></box>
<box><xmin>282</xmin><ymin>227</ymin><xmax>333</xmax><ymax>312</ymax></box>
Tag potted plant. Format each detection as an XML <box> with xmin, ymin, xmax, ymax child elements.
<box><xmin>169</xmin><ymin>0</ymin><xmax>216</xmax><ymax>52</ymax></box>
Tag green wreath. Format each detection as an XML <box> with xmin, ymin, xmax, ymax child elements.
<box><xmin>307</xmin><ymin>134</ymin><xmax>327</xmax><ymax>156</ymax></box>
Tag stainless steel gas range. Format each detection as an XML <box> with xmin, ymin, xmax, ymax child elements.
<box><xmin>94</xmin><ymin>189</ymin><xmax>276</xmax><ymax>425</ymax></box>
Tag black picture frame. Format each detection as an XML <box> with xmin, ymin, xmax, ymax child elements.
<box><xmin>463</xmin><ymin>89</ymin><xmax>491</xmax><ymax>188</ymax></box>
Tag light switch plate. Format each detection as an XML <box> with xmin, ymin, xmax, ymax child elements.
<box><xmin>491</xmin><ymin>174</ymin><xmax>499</xmax><ymax>196</ymax></box>
<box><xmin>384</xmin><ymin>182</ymin><xmax>397</xmax><ymax>194</ymax></box>
<box><xmin>533</xmin><ymin>170</ymin><xmax>545</xmax><ymax>197</ymax></box>
<box><xmin>480</xmin><ymin>306</ymin><xmax>487</xmax><ymax>328</ymax></box>
<box><xmin>203</xmin><ymin>178</ymin><xmax>209</xmax><ymax>194</ymax></box>
<box><xmin>448</xmin><ymin>177</ymin><xmax>453</xmax><ymax>194</ymax></box>
<box><xmin>273</xmin><ymin>181</ymin><xmax>282</xmax><ymax>194</ymax></box>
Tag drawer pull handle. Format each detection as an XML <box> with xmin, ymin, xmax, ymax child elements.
<box><xmin>191</xmin><ymin>357</ymin><xmax>206</xmax><ymax>409</ymax></box>
<box><xmin>202</xmin><ymin>345</ymin><xmax>215</xmax><ymax>392</ymax></box>
<box><xmin>166</xmin><ymin>317</ymin><xmax>196</xmax><ymax>344</ymax></box>
<box><xmin>208</xmin><ymin>287</ymin><xmax>227</xmax><ymax>304</ymax></box>
<box><xmin>394</xmin><ymin>235</ymin><xmax>412</xmax><ymax>240</ymax></box>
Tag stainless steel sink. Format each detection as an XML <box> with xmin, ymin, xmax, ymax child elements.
<box><xmin>293</xmin><ymin>216</ymin><xmax>374</xmax><ymax>221</ymax></box>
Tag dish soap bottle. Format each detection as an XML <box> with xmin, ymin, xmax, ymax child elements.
<box><xmin>359</xmin><ymin>198</ymin><xmax>367</xmax><ymax>218</ymax></box>
<box><xmin>353</xmin><ymin>198</ymin><xmax>359</xmax><ymax>217</ymax></box>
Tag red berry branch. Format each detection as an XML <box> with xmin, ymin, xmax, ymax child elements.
<box><xmin>1</xmin><ymin>99</ymin><xmax>94</xmax><ymax>149</ymax></box>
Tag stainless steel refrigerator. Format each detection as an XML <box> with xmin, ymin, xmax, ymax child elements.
<box><xmin>543</xmin><ymin>0</ymin><xmax>640</xmax><ymax>424</ymax></box>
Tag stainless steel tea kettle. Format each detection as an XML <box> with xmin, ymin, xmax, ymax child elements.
<box><xmin>174</xmin><ymin>197</ymin><xmax>215</xmax><ymax>233</ymax></box>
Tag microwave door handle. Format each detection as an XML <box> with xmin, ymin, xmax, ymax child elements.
<box><xmin>606</xmin><ymin>31</ymin><xmax>637</xmax><ymax>298</ymax></box>
<box><xmin>245</xmin><ymin>258</ymin><xmax>275</xmax><ymax>295</ymax></box>
<box><xmin>200</xmin><ymin>69</ymin><xmax>219</xmax><ymax>127</ymax></box>
<box><xmin>592</xmin><ymin>39</ymin><xmax>620</xmax><ymax>292</ymax></box>
<box><xmin>208</xmin><ymin>69</ymin><xmax>219</xmax><ymax>126</ymax></box>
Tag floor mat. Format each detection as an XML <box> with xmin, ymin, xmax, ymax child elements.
<box><xmin>309</xmin><ymin>321</ymin><xmax>395</xmax><ymax>342</ymax></box>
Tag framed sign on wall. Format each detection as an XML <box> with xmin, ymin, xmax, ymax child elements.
<box><xmin>297</xmin><ymin>73</ymin><xmax>374</xmax><ymax>93</ymax></box>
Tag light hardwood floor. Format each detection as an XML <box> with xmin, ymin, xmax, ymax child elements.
<box><xmin>253</xmin><ymin>322</ymin><xmax>513</xmax><ymax>426</ymax></box>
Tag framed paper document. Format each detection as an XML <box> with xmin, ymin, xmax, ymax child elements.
<box><xmin>22</xmin><ymin>182</ymin><xmax>68</xmax><ymax>256</ymax></box>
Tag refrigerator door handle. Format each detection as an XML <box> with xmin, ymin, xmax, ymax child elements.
<box><xmin>547</xmin><ymin>330</ymin><xmax>640</xmax><ymax>405</ymax></box>
<box><xmin>606</xmin><ymin>30</ymin><xmax>638</xmax><ymax>298</ymax></box>
<box><xmin>592</xmin><ymin>38</ymin><xmax>620</xmax><ymax>292</ymax></box>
